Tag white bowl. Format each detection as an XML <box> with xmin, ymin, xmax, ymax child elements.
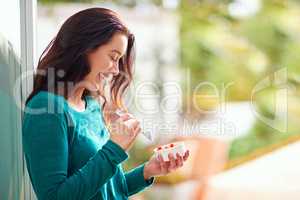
<box><xmin>153</xmin><ymin>142</ymin><xmax>186</xmax><ymax>162</ymax></box>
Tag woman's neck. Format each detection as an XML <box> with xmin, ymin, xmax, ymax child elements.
<box><xmin>66</xmin><ymin>86</ymin><xmax>86</xmax><ymax>112</ymax></box>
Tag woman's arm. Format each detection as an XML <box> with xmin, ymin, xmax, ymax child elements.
<box><xmin>124</xmin><ymin>164</ymin><xmax>154</xmax><ymax>196</ymax></box>
<box><xmin>23</xmin><ymin>111</ymin><xmax>128</xmax><ymax>200</ymax></box>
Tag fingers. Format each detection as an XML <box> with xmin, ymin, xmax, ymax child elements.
<box><xmin>183</xmin><ymin>150</ymin><xmax>190</xmax><ymax>161</ymax></box>
<box><xmin>134</xmin><ymin>126</ymin><xmax>141</xmax><ymax>135</ymax></box>
<box><xmin>167</xmin><ymin>151</ymin><xmax>189</xmax><ymax>171</ymax></box>
<box><xmin>168</xmin><ymin>153</ymin><xmax>177</xmax><ymax>172</ymax></box>
<box><xmin>153</xmin><ymin>150</ymin><xmax>190</xmax><ymax>177</ymax></box>
<box><xmin>130</xmin><ymin>119</ymin><xmax>140</xmax><ymax>130</ymax></box>
<box><xmin>126</xmin><ymin>123</ymin><xmax>141</xmax><ymax>148</ymax></box>
<box><xmin>110</xmin><ymin>113</ymin><xmax>128</xmax><ymax>122</ymax></box>
<box><xmin>175</xmin><ymin>153</ymin><xmax>184</xmax><ymax>167</ymax></box>
<box><xmin>158</xmin><ymin>155</ymin><xmax>168</xmax><ymax>174</ymax></box>
<box><xmin>117</xmin><ymin>113</ymin><xmax>131</xmax><ymax>122</ymax></box>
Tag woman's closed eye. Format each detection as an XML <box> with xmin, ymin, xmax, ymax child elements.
<box><xmin>110</xmin><ymin>55</ymin><xmax>119</xmax><ymax>62</ymax></box>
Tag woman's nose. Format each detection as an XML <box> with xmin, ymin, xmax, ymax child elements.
<box><xmin>110</xmin><ymin>63</ymin><xmax>119</xmax><ymax>76</ymax></box>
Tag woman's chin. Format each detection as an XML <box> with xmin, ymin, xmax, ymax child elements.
<box><xmin>79</xmin><ymin>80</ymin><xmax>99</xmax><ymax>93</ymax></box>
<box><xmin>81</xmin><ymin>74</ymin><xmax>105</xmax><ymax>93</ymax></box>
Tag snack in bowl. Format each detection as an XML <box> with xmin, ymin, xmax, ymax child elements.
<box><xmin>153</xmin><ymin>142</ymin><xmax>186</xmax><ymax>162</ymax></box>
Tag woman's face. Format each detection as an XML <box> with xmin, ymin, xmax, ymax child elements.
<box><xmin>84</xmin><ymin>32</ymin><xmax>128</xmax><ymax>91</ymax></box>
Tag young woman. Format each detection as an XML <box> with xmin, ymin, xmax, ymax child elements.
<box><xmin>22</xmin><ymin>8</ymin><xmax>189</xmax><ymax>200</ymax></box>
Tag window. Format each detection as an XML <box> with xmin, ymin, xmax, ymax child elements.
<box><xmin>0</xmin><ymin>0</ymin><xmax>36</xmax><ymax>199</ymax></box>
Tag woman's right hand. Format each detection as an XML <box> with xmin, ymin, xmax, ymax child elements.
<box><xmin>108</xmin><ymin>111</ymin><xmax>141</xmax><ymax>151</ymax></box>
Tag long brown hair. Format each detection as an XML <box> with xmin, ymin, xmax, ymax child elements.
<box><xmin>26</xmin><ymin>7</ymin><xmax>135</xmax><ymax>111</ymax></box>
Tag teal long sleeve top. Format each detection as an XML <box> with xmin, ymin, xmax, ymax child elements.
<box><xmin>22</xmin><ymin>91</ymin><xmax>154</xmax><ymax>200</ymax></box>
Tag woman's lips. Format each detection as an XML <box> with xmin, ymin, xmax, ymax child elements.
<box><xmin>99</xmin><ymin>73</ymin><xmax>115</xmax><ymax>89</ymax></box>
<box><xmin>97</xmin><ymin>73</ymin><xmax>102</xmax><ymax>83</ymax></box>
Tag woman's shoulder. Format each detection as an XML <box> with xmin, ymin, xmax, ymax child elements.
<box><xmin>25</xmin><ymin>91</ymin><xmax>67</xmax><ymax>116</ymax></box>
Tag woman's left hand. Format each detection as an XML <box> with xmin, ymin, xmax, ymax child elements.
<box><xmin>143</xmin><ymin>150</ymin><xmax>190</xmax><ymax>180</ymax></box>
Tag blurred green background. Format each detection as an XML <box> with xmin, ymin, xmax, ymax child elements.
<box><xmin>178</xmin><ymin>0</ymin><xmax>300</xmax><ymax>160</ymax></box>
